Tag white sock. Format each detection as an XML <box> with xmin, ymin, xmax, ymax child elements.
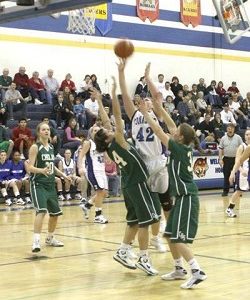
<box><xmin>174</xmin><ymin>258</ymin><xmax>183</xmax><ymax>268</ymax></box>
<box><xmin>47</xmin><ymin>232</ymin><xmax>54</xmax><ymax>239</ymax></box>
<box><xmin>188</xmin><ymin>258</ymin><xmax>200</xmax><ymax>271</ymax></box>
<box><xmin>139</xmin><ymin>250</ymin><xmax>148</xmax><ymax>257</ymax></box>
<box><xmin>95</xmin><ymin>207</ymin><xmax>102</xmax><ymax>212</ymax></box>
<box><xmin>33</xmin><ymin>233</ymin><xmax>40</xmax><ymax>242</ymax></box>
<box><xmin>120</xmin><ymin>242</ymin><xmax>130</xmax><ymax>250</ymax></box>
<box><xmin>151</xmin><ymin>235</ymin><xmax>158</xmax><ymax>240</ymax></box>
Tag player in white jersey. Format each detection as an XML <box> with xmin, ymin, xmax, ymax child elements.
<box><xmin>58</xmin><ymin>149</ymin><xmax>85</xmax><ymax>201</ymax></box>
<box><xmin>78</xmin><ymin>124</ymin><xmax>108</xmax><ymax>224</ymax></box>
<box><xmin>118</xmin><ymin>59</ymin><xmax>176</xmax><ymax>252</ymax></box>
<box><xmin>228</xmin><ymin>129</ymin><xmax>250</xmax><ymax>217</ymax></box>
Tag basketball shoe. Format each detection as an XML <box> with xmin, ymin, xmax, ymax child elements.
<box><xmin>32</xmin><ymin>240</ymin><xmax>41</xmax><ymax>253</ymax></box>
<box><xmin>136</xmin><ymin>255</ymin><xmax>158</xmax><ymax>276</ymax></box>
<box><xmin>180</xmin><ymin>269</ymin><xmax>207</xmax><ymax>289</ymax></box>
<box><xmin>45</xmin><ymin>236</ymin><xmax>64</xmax><ymax>247</ymax></box>
<box><xmin>113</xmin><ymin>249</ymin><xmax>137</xmax><ymax>270</ymax></box>
<box><xmin>226</xmin><ymin>208</ymin><xmax>237</xmax><ymax>218</ymax></box>
<box><xmin>161</xmin><ymin>266</ymin><xmax>187</xmax><ymax>281</ymax></box>
<box><xmin>94</xmin><ymin>214</ymin><xmax>108</xmax><ymax>224</ymax></box>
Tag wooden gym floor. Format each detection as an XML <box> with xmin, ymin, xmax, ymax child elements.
<box><xmin>0</xmin><ymin>190</ymin><xmax>250</xmax><ymax>300</ymax></box>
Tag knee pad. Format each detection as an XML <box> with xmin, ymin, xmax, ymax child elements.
<box><xmin>158</xmin><ymin>190</ymin><xmax>173</xmax><ymax>212</ymax></box>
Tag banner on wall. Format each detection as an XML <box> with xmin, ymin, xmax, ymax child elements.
<box><xmin>95</xmin><ymin>3</ymin><xmax>112</xmax><ymax>36</ymax></box>
<box><xmin>136</xmin><ymin>0</ymin><xmax>159</xmax><ymax>23</ymax></box>
<box><xmin>180</xmin><ymin>0</ymin><xmax>201</xmax><ymax>27</ymax></box>
<box><xmin>192</xmin><ymin>155</ymin><xmax>223</xmax><ymax>180</ymax></box>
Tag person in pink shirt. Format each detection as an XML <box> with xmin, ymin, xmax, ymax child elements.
<box><xmin>60</xmin><ymin>73</ymin><xmax>76</xmax><ymax>94</ymax></box>
<box><xmin>105</xmin><ymin>155</ymin><xmax>120</xmax><ymax>197</ymax></box>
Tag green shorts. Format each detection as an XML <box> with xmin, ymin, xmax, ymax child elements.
<box><xmin>123</xmin><ymin>181</ymin><xmax>161</xmax><ymax>227</ymax></box>
<box><xmin>165</xmin><ymin>194</ymin><xmax>199</xmax><ymax>244</ymax></box>
<box><xmin>0</xmin><ymin>141</ymin><xmax>10</xmax><ymax>152</ymax></box>
<box><xmin>30</xmin><ymin>181</ymin><xmax>62</xmax><ymax>216</ymax></box>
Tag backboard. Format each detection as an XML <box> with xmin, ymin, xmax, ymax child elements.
<box><xmin>0</xmin><ymin>0</ymin><xmax>111</xmax><ymax>24</ymax></box>
<box><xmin>213</xmin><ymin>0</ymin><xmax>250</xmax><ymax>44</ymax></box>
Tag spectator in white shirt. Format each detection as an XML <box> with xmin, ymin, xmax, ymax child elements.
<box><xmin>161</xmin><ymin>81</ymin><xmax>175</xmax><ymax>102</ymax></box>
<box><xmin>42</xmin><ymin>69</ymin><xmax>59</xmax><ymax>105</ymax></box>
<box><xmin>154</xmin><ymin>74</ymin><xmax>165</xmax><ymax>96</ymax></box>
<box><xmin>84</xmin><ymin>94</ymin><xmax>99</xmax><ymax>128</ymax></box>
<box><xmin>220</xmin><ymin>103</ymin><xmax>237</xmax><ymax>128</ymax></box>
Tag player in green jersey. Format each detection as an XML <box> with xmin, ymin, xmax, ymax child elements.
<box><xmin>27</xmin><ymin>122</ymin><xmax>71</xmax><ymax>253</ymax></box>
<box><xmin>93</xmin><ymin>79</ymin><xmax>161</xmax><ymax>276</ymax></box>
<box><xmin>139</xmin><ymin>93</ymin><xmax>207</xmax><ymax>289</ymax></box>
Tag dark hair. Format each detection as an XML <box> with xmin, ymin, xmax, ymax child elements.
<box><xmin>94</xmin><ymin>129</ymin><xmax>109</xmax><ymax>152</ymax></box>
<box><xmin>90</xmin><ymin>74</ymin><xmax>97</xmax><ymax>82</ymax></box>
<box><xmin>158</xmin><ymin>74</ymin><xmax>164</xmax><ymax>78</ymax></box>
<box><xmin>19</xmin><ymin>118</ymin><xmax>27</xmax><ymax>123</ymax></box>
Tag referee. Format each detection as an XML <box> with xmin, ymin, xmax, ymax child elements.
<box><xmin>219</xmin><ymin>123</ymin><xmax>243</xmax><ymax>196</ymax></box>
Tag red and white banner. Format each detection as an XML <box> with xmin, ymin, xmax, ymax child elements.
<box><xmin>180</xmin><ymin>0</ymin><xmax>201</xmax><ymax>27</ymax></box>
<box><xmin>136</xmin><ymin>0</ymin><xmax>159</xmax><ymax>23</ymax></box>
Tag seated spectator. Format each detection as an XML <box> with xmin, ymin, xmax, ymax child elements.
<box><xmin>77</xmin><ymin>74</ymin><xmax>92</xmax><ymax>100</ymax></box>
<box><xmin>174</xmin><ymin>89</ymin><xmax>184</xmax><ymax>108</ymax></box>
<box><xmin>12</xmin><ymin>118</ymin><xmax>34</xmax><ymax>159</ymax></box>
<box><xmin>170</xmin><ymin>76</ymin><xmax>183</xmax><ymax>97</ymax></box>
<box><xmin>42</xmin><ymin>69</ymin><xmax>59</xmax><ymax>105</ymax></box>
<box><xmin>4</xmin><ymin>82</ymin><xmax>28</xmax><ymax>120</ymax></box>
<box><xmin>177</xmin><ymin>94</ymin><xmax>196</xmax><ymax>126</ymax></box>
<box><xmin>68</xmin><ymin>93</ymin><xmax>75</xmax><ymax>113</ymax></box>
<box><xmin>227</xmin><ymin>81</ymin><xmax>240</xmax><ymax>99</ymax></box>
<box><xmin>205</xmin><ymin>80</ymin><xmax>222</xmax><ymax>107</ymax></box>
<box><xmin>54</xmin><ymin>93</ymin><xmax>74</xmax><ymax>128</ymax></box>
<box><xmin>29</xmin><ymin>71</ymin><xmax>47</xmax><ymax>105</ymax></box>
<box><xmin>73</xmin><ymin>97</ymin><xmax>87</xmax><ymax>129</ymax></box>
<box><xmin>0</xmin><ymin>150</ymin><xmax>25</xmax><ymax>206</ymax></box>
<box><xmin>60</xmin><ymin>73</ymin><xmax>76</xmax><ymax>94</ymax></box>
<box><xmin>182</xmin><ymin>84</ymin><xmax>190</xmax><ymax>96</ymax></box>
<box><xmin>0</xmin><ymin>68</ymin><xmax>12</xmax><ymax>101</ymax></box>
<box><xmin>220</xmin><ymin>103</ymin><xmax>237</xmax><ymax>128</ymax></box>
<box><xmin>90</xmin><ymin>74</ymin><xmax>101</xmax><ymax>92</ymax></box>
<box><xmin>0</xmin><ymin>125</ymin><xmax>14</xmax><ymax>159</ymax></box>
<box><xmin>197</xmin><ymin>78</ymin><xmax>207</xmax><ymax>95</ymax></box>
<box><xmin>164</xmin><ymin>95</ymin><xmax>175</xmax><ymax>114</ymax></box>
<box><xmin>58</xmin><ymin>149</ymin><xmax>85</xmax><ymax>201</ymax></box>
<box><xmin>229</xmin><ymin>93</ymin><xmax>247</xmax><ymax>128</ymax></box>
<box><xmin>10</xmin><ymin>150</ymin><xmax>31</xmax><ymax>204</ymax></box>
<box><xmin>237</xmin><ymin>99</ymin><xmax>249</xmax><ymax>129</ymax></box>
<box><xmin>216</xmin><ymin>81</ymin><xmax>227</xmax><ymax>104</ymax></box>
<box><xmin>62</xmin><ymin>117</ymin><xmax>82</xmax><ymax>152</ymax></box>
<box><xmin>191</xmin><ymin>84</ymin><xmax>199</xmax><ymax>104</ymax></box>
<box><xmin>42</xmin><ymin>117</ymin><xmax>61</xmax><ymax>156</ymax></box>
<box><xmin>186</xmin><ymin>91</ymin><xmax>200</xmax><ymax>121</ymax></box>
<box><xmin>203</xmin><ymin>104</ymin><xmax>215</xmax><ymax>119</ymax></box>
<box><xmin>196</xmin><ymin>91</ymin><xmax>207</xmax><ymax>115</ymax></box>
<box><xmin>105</xmin><ymin>155</ymin><xmax>120</xmax><ymax>197</ymax></box>
<box><xmin>62</xmin><ymin>86</ymin><xmax>71</xmax><ymax>103</ymax></box>
<box><xmin>134</xmin><ymin>76</ymin><xmax>148</xmax><ymax>96</ymax></box>
<box><xmin>245</xmin><ymin>92</ymin><xmax>250</xmax><ymax>106</ymax></box>
<box><xmin>13</xmin><ymin>66</ymin><xmax>30</xmax><ymax>98</ymax></box>
<box><xmin>162</xmin><ymin>81</ymin><xmax>175</xmax><ymax>101</ymax></box>
<box><xmin>211</xmin><ymin>112</ymin><xmax>225</xmax><ymax>142</ymax></box>
<box><xmin>0</xmin><ymin>100</ymin><xmax>8</xmax><ymax>127</ymax></box>
<box><xmin>84</xmin><ymin>93</ymin><xmax>99</xmax><ymax>128</ymax></box>
<box><xmin>154</xmin><ymin>74</ymin><xmax>165</xmax><ymax>96</ymax></box>
<box><xmin>196</xmin><ymin>114</ymin><xmax>215</xmax><ymax>141</ymax></box>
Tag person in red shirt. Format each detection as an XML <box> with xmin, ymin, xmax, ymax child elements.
<box><xmin>29</xmin><ymin>71</ymin><xmax>47</xmax><ymax>105</ymax></box>
<box><xmin>60</xmin><ymin>73</ymin><xmax>76</xmax><ymax>94</ymax></box>
<box><xmin>13</xmin><ymin>66</ymin><xmax>30</xmax><ymax>98</ymax></box>
<box><xmin>12</xmin><ymin>118</ymin><xmax>34</xmax><ymax>159</ymax></box>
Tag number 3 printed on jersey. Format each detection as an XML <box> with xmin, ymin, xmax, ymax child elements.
<box><xmin>136</xmin><ymin>127</ymin><xmax>154</xmax><ymax>142</ymax></box>
<box><xmin>46</xmin><ymin>162</ymin><xmax>54</xmax><ymax>175</ymax></box>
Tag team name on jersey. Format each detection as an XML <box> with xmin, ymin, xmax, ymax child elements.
<box><xmin>133</xmin><ymin>114</ymin><xmax>157</xmax><ymax>125</ymax></box>
<box><xmin>41</xmin><ymin>154</ymin><xmax>55</xmax><ymax>161</ymax></box>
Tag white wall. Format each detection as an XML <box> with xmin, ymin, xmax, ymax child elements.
<box><xmin>0</xmin><ymin>0</ymin><xmax>249</xmax><ymax>96</ymax></box>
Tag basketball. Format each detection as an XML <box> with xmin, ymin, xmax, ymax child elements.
<box><xmin>114</xmin><ymin>39</ymin><xmax>134</xmax><ymax>58</ymax></box>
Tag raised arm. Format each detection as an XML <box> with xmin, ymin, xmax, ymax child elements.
<box><xmin>90</xmin><ymin>88</ymin><xmax>112</xmax><ymax>130</ymax></box>
<box><xmin>111</xmin><ymin>77</ymin><xmax>127</xmax><ymax>148</ymax></box>
<box><xmin>139</xmin><ymin>100</ymin><xmax>170</xmax><ymax>148</ymax></box>
<box><xmin>117</xmin><ymin>58</ymin><xmax>136</xmax><ymax>120</ymax></box>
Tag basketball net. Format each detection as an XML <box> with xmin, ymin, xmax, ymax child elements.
<box><xmin>67</xmin><ymin>6</ymin><xmax>96</xmax><ymax>35</ymax></box>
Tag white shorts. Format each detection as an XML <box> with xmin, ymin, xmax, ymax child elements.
<box><xmin>86</xmin><ymin>169</ymin><xmax>108</xmax><ymax>191</ymax></box>
<box><xmin>145</xmin><ymin>156</ymin><xmax>169</xmax><ymax>194</ymax></box>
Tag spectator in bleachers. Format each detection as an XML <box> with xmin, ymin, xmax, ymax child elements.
<box><xmin>42</xmin><ymin>69</ymin><xmax>59</xmax><ymax>105</ymax></box>
<box><xmin>182</xmin><ymin>84</ymin><xmax>189</xmax><ymax>96</ymax></box>
<box><xmin>62</xmin><ymin>86</ymin><xmax>71</xmax><ymax>103</ymax></box>
<box><xmin>73</xmin><ymin>97</ymin><xmax>87</xmax><ymax>129</ymax></box>
<box><xmin>58</xmin><ymin>149</ymin><xmax>85</xmax><ymax>201</ymax></box>
<box><xmin>174</xmin><ymin>89</ymin><xmax>184</xmax><ymax>108</ymax></box>
<box><xmin>84</xmin><ymin>93</ymin><xmax>99</xmax><ymax>128</ymax></box>
<box><xmin>12</xmin><ymin>118</ymin><xmax>34</xmax><ymax>159</ymax></box>
<box><xmin>13</xmin><ymin>66</ymin><xmax>30</xmax><ymax>99</ymax></box>
<box><xmin>191</xmin><ymin>83</ymin><xmax>199</xmax><ymax>104</ymax></box>
<box><xmin>42</xmin><ymin>117</ymin><xmax>61</xmax><ymax>156</ymax></box>
<box><xmin>105</xmin><ymin>155</ymin><xmax>120</xmax><ymax>197</ymax></box>
<box><xmin>10</xmin><ymin>150</ymin><xmax>31</xmax><ymax>204</ymax></box>
<box><xmin>0</xmin><ymin>150</ymin><xmax>25</xmax><ymax>206</ymax></box>
<box><xmin>90</xmin><ymin>74</ymin><xmax>101</xmax><ymax>92</ymax></box>
<box><xmin>220</xmin><ymin>103</ymin><xmax>237</xmax><ymax>128</ymax></box>
<box><xmin>197</xmin><ymin>78</ymin><xmax>207</xmax><ymax>95</ymax></box>
<box><xmin>154</xmin><ymin>73</ymin><xmax>165</xmax><ymax>96</ymax></box>
<box><xmin>77</xmin><ymin>74</ymin><xmax>92</xmax><ymax>100</ymax></box>
<box><xmin>227</xmin><ymin>81</ymin><xmax>241</xmax><ymax>99</ymax></box>
<box><xmin>4</xmin><ymin>82</ymin><xmax>28</xmax><ymax>120</ymax></box>
<box><xmin>0</xmin><ymin>125</ymin><xmax>14</xmax><ymax>159</ymax></box>
<box><xmin>245</xmin><ymin>92</ymin><xmax>250</xmax><ymax>105</ymax></box>
<box><xmin>54</xmin><ymin>93</ymin><xmax>74</xmax><ymax>129</ymax></box>
<box><xmin>186</xmin><ymin>91</ymin><xmax>200</xmax><ymax>122</ymax></box>
<box><xmin>164</xmin><ymin>95</ymin><xmax>175</xmax><ymax>114</ymax></box>
<box><xmin>62</xmin><ymin>117</ymin><xmax>82</xmax><ymax>152</ymax></box>
<box><xmin>60</xmin><ymin>73</ymin><xmax>76</xmax><ymax>94</ymax></box>
<box><xmin>229</xmin><ymin>93</ymin><xmax>247</xmax><ymax>129</ymax></box>
<box><xmin>0</xmin><ymin>100</ymin><xmax>8</xmax><ymax>127</ymax></box>
<box><xmin>67</xmin><ymin>93</ymin><xmax>75</xmax><ymax>113</ymax></box>
<box><xmin>237</xmin><ymin>99</ymin><xmax>249</xmax><ymax>129</ymax></box>
<box><xmin>196</xmin><ymin>114</ymin><xmax>215</xmax><ymax>141</ymax></box>
<box><xmin>170</xmin><ymin>76</ymin><xmax>183</xmax><ymax>97</ymax></box>
<box><xmin>205</xmin><ymin>80</ymin><xmax>222</xmax><ymax>107</ymax></box>
<box><xmin>29</xmin><ymin>71</ymin><xmax>47</xmax><ymax>105</ymax></box>
<box><xmin>0</xmin><ymin>68</ymin><xmax>12</xmax><ymax>101</ymax></box>
<box><xmin>216</xmin><ymin>81</ymin><xmax>227</xmax><ymax>105</ymax></box>
<box><xmin>203</xmin><ymin>104</ymin><xmax>215</xmax><ymax>118</ymax></box>
<box><xmin>211</xmin><ymin>112</ymin><xmax>225</xmax><ymax>142</ymax></box>
<box><xmin>196</xmin><ymin>91</ymin><xmax>207</xmax><ymax>115</ymax></box>
<box><xmin>162</xmin><ymin>81</ymin><xmax>175</xmax><ymax>101</ymax></box>
<box><xmin>177</xmin><ymin>93</ymin><xmax>196</xmax><ymax>126</ymax></box>
<box><xmin>134</xmin><ymin>76</ymin><xmax>148</xmax><ymax>96</ymax></box>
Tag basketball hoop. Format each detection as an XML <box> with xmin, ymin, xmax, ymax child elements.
<box><xmin>67</xmin><ymin>6</ymin><xmax>96</xmax><ymax>35</ymax></box>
